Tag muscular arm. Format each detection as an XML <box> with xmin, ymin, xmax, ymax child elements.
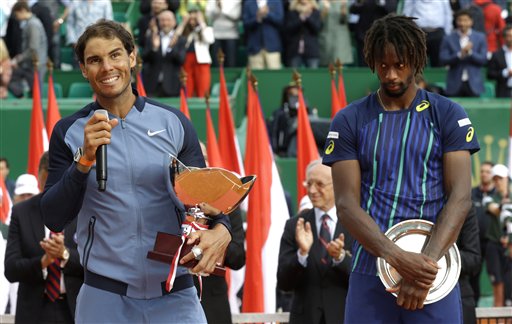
<box><xmin>423</xmin><ymin>150</ymin><xmax>473</xmax><ymax>261</ymax></box>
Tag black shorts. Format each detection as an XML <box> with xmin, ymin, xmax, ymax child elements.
<box><xmin>485</xmin><ymin>241</ymin><xmax>509</xmax><ymax>283</ymax></box>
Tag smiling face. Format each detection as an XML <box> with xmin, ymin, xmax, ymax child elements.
<box><xmin>376</xmin><ymin>44</ymin><xmax>415</xmax><ymax>98</ymax></box>
<box><xmin>79</xmin><ymin>36</ymin><xmax>136</xmax><ymax>102</ymax></box>
<box><xmin>305</xmin><ymin>163</ymin><xmax>334</xmax><ymax>212</ymax></box>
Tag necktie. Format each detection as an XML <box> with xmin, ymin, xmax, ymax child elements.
<box><xmin>45</xmin><ymin>233</ymin><xmax>61</xmax><ymax>302</ymax></box>
<box><xmin>319</xmin><ymin>214</ymin><xmax>332</xmax><ymax>264</ymax></box>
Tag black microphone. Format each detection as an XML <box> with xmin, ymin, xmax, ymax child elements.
<box><xmin>95</xmin><ymin>109</ymin><xmax>108</xmax><ymax>191</ymax></box>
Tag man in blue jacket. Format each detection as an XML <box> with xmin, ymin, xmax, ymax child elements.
<box><xmin>242</xmin><ymin>0</ymin><xmax>284</xmax><ymax>69</ymax></box>
<box><xmin>40</xmin><ymin>19</ymin><xmax>231</xmax><ymax>323</ymax></box>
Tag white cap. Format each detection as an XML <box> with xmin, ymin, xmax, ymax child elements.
<box><xmin>14</xmin><ymin>174</ymin><xmax>39</xmax><ymax>196</ymax></box>
<box><xmin>491</xmin><ymin>164</ymin><xmax>509</xmax><ymax>179</ymax></box>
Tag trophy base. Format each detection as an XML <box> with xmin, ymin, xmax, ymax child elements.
<box><xmin>147</xmin><ymin>232</ymin><xmax>226</xmax><ymax>276</ymax></box>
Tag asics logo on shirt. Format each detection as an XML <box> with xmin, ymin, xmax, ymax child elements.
<box><xmin>466</xmin><ymin>127</ymin><xmax>474</xmax><ymax>142</ymax></box>
<box><xmin>325</xmin><ymin>140</ymin><xmax>335</xmax><ymax>155</ymax></box>
<box><xmin>147</xmin><ymin>129</ymin><xmax>165</xmax><ymax>136</ymax></box>
<box><xmin>415</xmin><ymin>100</ymin><xmax>430</xmax><ymax>112</ymax></box>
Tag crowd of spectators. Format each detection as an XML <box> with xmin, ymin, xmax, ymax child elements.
<box><xmin>0</xmin><ymin>0</ymin><xmax>510</xmax><ymax>99</ymax></box>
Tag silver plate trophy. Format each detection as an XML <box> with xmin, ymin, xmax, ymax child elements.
<box><xmin>376</xmin><ymin>219</ymin><xmax>461</xmax><ymax>304</ymax></box>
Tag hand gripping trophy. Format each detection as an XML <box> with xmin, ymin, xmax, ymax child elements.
<box><xmin>147</xmin><ymin>156</ymin><xmax>256</xmax><ymax>291</ymax></box>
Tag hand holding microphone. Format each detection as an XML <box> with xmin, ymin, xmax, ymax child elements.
<box><xmin>80</xmin><ymin>109</ymin><xmax>119</xmax><ymax>191</ymax></box>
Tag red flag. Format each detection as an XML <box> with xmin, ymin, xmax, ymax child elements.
<box><xmin>205</xmin><ymin>106</ymin><xmax>223</xmax><ymax>167</ymax></box>
<box><xmin>0</xmin><ymin>177</ymin><xmax>12</xmax><ymax>224</ymax></box>
<box><xmin>331</xmin><ymin>77</ymin><xmax>341</xmax><ymax>118</ymax></box>
<box><xmin>218</xmin><ymin>64</ymin><xmax>243</xmax><ymax>175</ymax></box>
<box><xmin>180</xmin><ymin>87</ymin><xmax>191</xmax><ymax>120</ymax></box>
<box><xmin>136</xmin><ymin>72</ymin><xmax>147</xmax><ymax>97</ymax></box>
<box><xmin>242</xmin><ymin>76</ymin><xmax>288</xmax><ymax>313</ymax></box>
<box><xmin>337</xmin><ymin>69</ymin><xmax>347</xmax><ymax>110</ymax></box>
<box><xmin>296</xmin><ymin>87</ymin><xmax>320</xmax><ymax>205</ymax></box>
<box><xmin>27</xmin><ymin>70</ymin><xmax>49</xmax><ymax>177</ymax></box>
<box><xmin>46</xmin><ymin>73</ymin><xmax>61</xmax><ymax>138</ymax></box>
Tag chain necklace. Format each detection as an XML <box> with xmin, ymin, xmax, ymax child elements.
<box><xmin>376</xmin><ymin>88</ymin><xmax>389</xmax><ymax>111</ymax></box>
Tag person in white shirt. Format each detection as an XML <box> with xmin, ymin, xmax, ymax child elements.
<box><xmin>487</xmin><ymin>25</ymin><xmax>512</xmax><ymax>98</ymax></box>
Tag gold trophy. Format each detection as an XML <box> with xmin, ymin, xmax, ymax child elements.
<box><xmin>147</xmin><ymin>156</ymin><xmax>256</xmax><ymax>276</ymax></box>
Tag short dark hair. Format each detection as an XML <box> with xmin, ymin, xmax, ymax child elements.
<box><xmin>454</xmin><ymin>8</ymin><xmax>473</xmax><ymax>21</ymax></box>
<box><xmin>11</xmin><ymin>2</ymin><xmax>30</xmax><ymax>13</ymax></box>
<box><xmin>363</xmin><ymin>14</ymin><xmax>427</xmax><ymax>77</ymax></box>
<box><xmin>39</xmin><ymin>151</ymin><xmax>49</xmax><ymax>173</ymax></box>
<box><xmin>481</xmin><ymin>161</ymin><xmax>495</xmax><ymax>168</ymax></box>
<box><xmin>74</xmin><ymin>19</ymin><xmax>135</xmax><ymax>64</ymax></box>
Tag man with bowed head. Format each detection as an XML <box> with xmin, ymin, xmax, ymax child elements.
<box><xmin>277</xmin><ymin>159</ymin><xmax>352</xmax><ymax>323</ymax></box>
<box><xmin>41</xmin><ymin>20</ymin><xmax>231</xmax><ymax>323</ymax></box>
<box><xmin>323</xmin><ymin>14</ymin><xmax>479</xmax><ymax>323</ymax></box>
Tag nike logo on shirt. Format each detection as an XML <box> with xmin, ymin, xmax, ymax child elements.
<box><xmin>147</xmin><ymin>129</ymin><xmax>165</xmax><ymax>136</ymax></box>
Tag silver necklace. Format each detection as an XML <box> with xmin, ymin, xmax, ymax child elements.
<box><xmin>376</xmin><ymin>88</ymin><xmax>389</xmax><ymax>111</ymax></box>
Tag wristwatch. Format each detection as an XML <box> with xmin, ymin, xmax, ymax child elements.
<box><xmin>61</xmin><ymin>248</ymin><xmax>70</xmax><ymax>261</ymax></box>
<box><xmin>74</xmin><ymin>147</ymin><xmax>95</xmax><ymax>167</ymax></box>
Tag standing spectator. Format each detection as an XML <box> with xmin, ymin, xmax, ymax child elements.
<box><xmin>37</xmin><ymin>0</ymin><xmax>70</xmax><ymax>69</ymax></box>
<box><xmin>30</xmin><ymin>0</ymin><xmax>55</xmax><ymax>64</ymax></box>
<box><xmin>439</xmin><ymin>8</ymin><xmax>487</xmax><ymax>97</ymax></box>
<box><xmin>484</xmin><ymin>164</ymin><xmax>511</xmax><ymax>307</ymax></box>
<box><xmin>10</xmin><ymin>1</ymin><xmax>48</xmax><ymax>87</ymax></box>
<box><xmin>457</xmin><ymin>206</ymin><xmax>482</xmax><ymax>324</ymax></box>
<box><xmin>242</xmin><ymin>0</ymin><xmax>284</xmax><ymax>70</ymax></box>
<box><xmin>206</xmin><ymin>0</ymin><xmax>242</xmax><ymax>67</ymax></box>
<box><xmin>349</xmin><ymin>0</ymin><xmax>397</xmax><ymax>67</ymax></box>
<box><xmin>142</xmin><ymin>10</ymin><xmax>186</xmax><ymax>97</ymax></box>
<box><xmin>284</xmin><ymin>0</ymin><xmax>322</xmax><ymax>68</ymax></box>
<box><xmin>5</xmin><ymin>152</ymin><xmax>83</xmax><ymax>324</ymax></box>
<box><xmin>177</xmin><ymin>5</ymin><xmax>214</xmax><ymax>98</ymax></box>
<box><xmin>318</xmin><ymin>0</ymin><xmax>353</xmax><ymax>67</ymax></box>
<box><xmin>474</xmin><ymin>0</ymin><xmax>506</xmax><ymax>56</ymax></box>
<box><xmin>277</xmin><ymin>159</ymin><xmax>353</xmax><ymax>324</ymax></box>
<box><xmin>487</xmin><ymin>25</ymin><xmax>512</xmax><ymax>98</ymax></box>
<box><xmin>66</xmin><ymin>0</ymin><xmax>113</xmax><ymax>67</ymax></box>
<box><xmin>471</xmin><ymin>161</ymin><xmax>495</xmax><ymax>304</ymax></box>
<box><xmin>403</xmin><ymin>0</ymin><xmax>453</xmax><ymax>67</ymax></box>
<box><xmin>137</xmin><ymin>0</ymin><xmax>170</xmax><ymax>50</ymax></box>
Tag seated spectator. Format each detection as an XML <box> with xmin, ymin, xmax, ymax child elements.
<box><xmin>487</xmin><ymin>25</ymin><xmax>512</xmax><ymax>98</ymax></box>
<box><xmin>319</xmin><ymin>0</ymin><xmax>353</xmax><ymax>67</ymax></box>
<box><xmin>439</xmin><ymin>9</ymin><xmax>487</xmax><ymax>97</ymax></box>
<box><xmin>243</xmin><ymin>0</ymin><xmax>284</xmax><ymax>70</ymax></box>
<box><xmin>415</xmin><ymin>74</ymin><xmax>446</xmax><ymax>96</ymax></box>
<box><xmin>284</xmin><ymin>0</ymin><xmax>322</xmax><ymax>68</ymax></box>
<box><xmin>177</xmin><ymin>5</ymin><xmax>214</xmax><ymax>98</ymax></box>
<box><xmin>206</xmin><ymin>0</ymin><xmax>241</xmax><ymax>67</ymax></box>
<box><xmin>141</xmin><ymin>10</ymin><xmax>186</xmax><ymax>97</ymax></box>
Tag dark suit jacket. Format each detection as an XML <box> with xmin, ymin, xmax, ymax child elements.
<box><xmin>277</xmin><ymin>208</ymin><xmax>353</xmax><ymax>324</ymax></box>
<box><xmin>4</xmin><ymin>194</ymin><xmax>83</xmax><ymax>323</ymax></box>
<box><xmin>194</xmin><ymin>209</ymin><xmax>245</xmax><ymax>324</ymax></box>
<box><xmin>457</xmin><ymin>205</ymin><xmax>481</xmax><ymax>324</ymax></box>
<box><xmin>141</xmin><ymin>34</ymin><xmax>186</xmax><ymax>97</ymax></box>
<box><xmin>439</xmin><ymin>30</ymin><xmax>488</xmax><ymax>96</ymax></box>
<box><xmin>283</xmin><ymin>9</ymin><xmax>322</xmax><ymax>64</ymax></box>
<box><xmin>487</xmin><ymin>48</ymin><xmax>512</xmax><ymax>98</ymax></box>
